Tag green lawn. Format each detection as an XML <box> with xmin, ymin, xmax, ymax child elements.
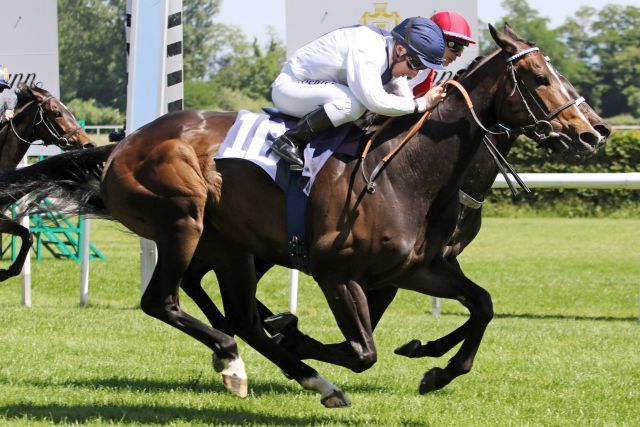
<box><xmin>0</xmin><ymin>218</ymin><xmax>638</xmax><ymax>426</ymax></box>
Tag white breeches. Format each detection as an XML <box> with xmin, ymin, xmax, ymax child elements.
<box><xmin>271</xmin><ymin>68</ymin><xmax>366</xmax><ymax>127</ymax></box>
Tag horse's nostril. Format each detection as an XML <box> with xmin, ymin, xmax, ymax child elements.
<box><xmin>579</xmin><ymin>131</ymin><xmax>600</xmax><ymax>147</ymax></box>
<box><xmin>594</xmin><ymin>123</ymin><xmax>611</xmax><ymax>138</ymax></box>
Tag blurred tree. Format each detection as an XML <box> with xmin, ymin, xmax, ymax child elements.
<box><xmin>183</xmin><ymin>0</ymin><xmax>227</xmax><ymax>80</ymax></box>
<box><xmin>58</xmin><ymin>0</ymin><xmax>127</xmax><ymax>110</ymax></box>
<box><xmin>212</xmin><ymin>30</ymin><xmax>285</xmax><ymax>101</ymax></box>
<box><xmin>56</xmin><ymin>1</ymin><xmax>292</xmax><ymax>113</ymax></box>
<box><xmin>583</xmin><ymin>5</ymin><xmax>639</xmax><ymax>116</ymax></box>
<box><xmin>477</xmin><ymin>0</ymin><xmax>640</xmax><ymax>118</ymax></box>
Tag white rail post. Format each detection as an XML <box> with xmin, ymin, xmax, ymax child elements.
<box><xmin>20</xmin><ymin>212</ymin><xmax>31</xmax><ymax>308</ymax></box>
<box><xmin>79</xmin><ymin>214</ymin><xmax>90</xmax><ymax>306</ymax></box>
<box><xmin>288</xmin><ymin>269</ymin><xmax>299</xmax><ymax>314</ymax></box>
<box><xmin>16</xmin><ymin>156</ymin><xmax>32</xmax><ymax>307</ymax></box>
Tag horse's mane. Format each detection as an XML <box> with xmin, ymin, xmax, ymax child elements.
<box><xmin>14</xmin><ymin>83</ymin><xmax>52</xmax><ymax>108</ymax></box>
<box><xmin>450</xmin><ymin>25</ymin><xmax>536</xmax><ymax>83</ymax></box>
<box><xmin>452</xmin><ymin>54</ymin><xmax>489</xmax><ymax>81</ymax></box>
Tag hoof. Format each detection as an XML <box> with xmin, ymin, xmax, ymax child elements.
<box><xmin>222</xmin><ymin>372</ymin><xmax>248</xmax><ymax>398</ymax></box>
<box><xmin>264</xmin><ymin>312</ymin><xmax>298</xmax><ymax>333</ymax></box>
<box><xmin>214</xmin><ymin>355</ymin><xmax>248</xmax><ymax>398</ymax></box>
<box><xmin>394</xmin><ymin>339</ymin><xmax>421</xmax><ymax>358</ymax></box>
<box><xmin>321</xmin><ymin>389</ymin><xmax>351</xmax><ymax>408</ymax></box>
<box><xmin>211</xmin><ymin>352</ymin><xmax>225</xmax><ymax>373</ymax></box>
<box><xmin>419</xmin><ymin>367</ymin><xmax>446</xmax><ymax>394</ymax></box>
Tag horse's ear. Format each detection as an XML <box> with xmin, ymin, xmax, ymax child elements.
<box><xmin>503</xmin><ymin>22</ymin><xmax>526</xmax><ymax>43</ymax></box>
<box><xmin>489</xmin><ymin>23</ymin><xmax>518</xmax><ymax>56</ymax></box>
<box><xmin>26</xmin><ymin>84</ymin><xmax>45</xmax><ymax>102</ymax></box>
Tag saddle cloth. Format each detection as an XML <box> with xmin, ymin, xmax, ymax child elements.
<box><xmin>215</xmin><ymin>110</ymin><xmax>351</xmax><ymax>195</ymax></box>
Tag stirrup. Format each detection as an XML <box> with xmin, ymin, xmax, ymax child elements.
<box><xmin>271</xmin><ymin>138</ymin><xmax>304</xmax><ymax>170</ymax></box>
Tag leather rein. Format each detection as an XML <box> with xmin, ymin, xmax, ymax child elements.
<box><xmin>360</xmin><ymin>47</ymin><xmax>583</xmax><ymax>195</ymax></box>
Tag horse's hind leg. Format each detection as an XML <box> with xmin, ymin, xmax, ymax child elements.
<box><xmin>0</xmin><ymin>215</ymin><xmax>32</xmax><ymax>281</ymax></box>
<box><xmin>180</xmin><ymin>257</ymin><xmax>243</xmax><ymax>377</ymax></box>
<box><xmin>214</xmin><ymin>250</ymin><xmax>351</xmax><ymax>407</ymax></box>
<box><xmin>140</xmin><ymin>228</ymin><xmax>247</xmax><ymax>397</ymax></box>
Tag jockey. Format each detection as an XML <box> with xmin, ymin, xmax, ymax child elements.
<box><xmin>0</xmin><ymin>65</ymin><xmax>17</xmax><ymax>125</ymax></box>
<box><xmin>271</xmin><ymin>17</ymin><xmax>447</xmax><ymax>170</ymax></box>
<box><xmin>410</xmin><ymin>11</ymin><xmax>476</xmax><ymax>97</ymax></box>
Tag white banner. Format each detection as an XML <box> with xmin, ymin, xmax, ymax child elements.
<box><xmin>0</xmin><ymin>1</ymin><xmax>60</xmax><ymax>97</ymax></box>
<box><xmin>286</xmin><ymin>1</ymin><xmax>479</xmax><ymax>80</ymax></box>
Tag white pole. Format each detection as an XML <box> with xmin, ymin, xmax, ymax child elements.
<box><xmin>79</xmin><ymin>215</ymin><xmax>90</xmax><ymax>306</ymax></box>
<box><xmin>288</xmin><ymin>269</ymin><xmax>299</xmax><ymax>314</ymax></box>
<box><xmin>140</xmin><ymin>239</ymin><xmax>157</xmax><ymax>294</ymax></box>
<box><xmin>493</xmin><ymin>172</ymin><xmax>640</xmax><ymax>189</ymax></box>
<box><xmin>127</xmin><ymin>0</ymin><xmax>163</xmax><ymax>294</ymax></box>
<box><xmin>432</xmin><ymin>295</ymin><xmax>441</xmax><ymax>317</ymax></box>
<box><xmin>20</xmin><ymin>214</ymin><xmax>31</xmax><ymax>308</ymax></box>
<box><xmin>16</xmin><ymin>156</ymin><xmax>31</xmax><ymax>307</ymax></box>
<box><xmin>127</xmin><ymin>0</ymin><xmax>183</xmax><ymax>294</ymax></box>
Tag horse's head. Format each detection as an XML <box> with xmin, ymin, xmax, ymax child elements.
<box><xmin>15</xmin><ymin>82</ymin><xmax>95</xmax><ymax>149</ymax></box>
<box><xmin>489</xmin><ymin>24</ymin><xmax>603</xmax><ymax>160</ymax></box>
<box><xmin>552</xmin><ymin>73</ymin><xmax>611</xmax><ymax>162</ymax></box>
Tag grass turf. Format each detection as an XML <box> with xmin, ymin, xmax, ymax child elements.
<box><xmin>0</xmin><ymin>218</ymin><xmax>638</xmax><ymax>425</ymax></box>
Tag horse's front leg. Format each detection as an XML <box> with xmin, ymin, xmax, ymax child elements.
<box><xmin>396</xmin><ymin>257</ymin><xmax>493</xmax><ymax>394</ymax></box>
<box><xmin>264</xmin><ymin>285</ymin><xmax>398</xmax><ymax>360</ymax></box>
<box><xmin>287</xmin><ymin>278</ymin><xmax>379</xmax><ymax>373</ymax></box>
<box><xmin>0</xmin><ymin>215</ymin><xmax>33</xmax><ymax>281</ymax></box>
<box><xmin>215</xmin><ymin>249</ymin><xmax>351</xmax><ymax>408</ymax></box>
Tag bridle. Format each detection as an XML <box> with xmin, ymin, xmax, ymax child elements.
<box><xmin>359</xmin><ymin>46</ymin><xmax>586</xmax><ymax>194</ymax></box>
<box><xmin>495</xmin><ymin>47</ymin><xmax>585</xmax><ymax>146</ymax></box>
<box><xmin>9</xmin><ymin>97</ymin><xmax>83</xmax><ymax>148</ymax></box>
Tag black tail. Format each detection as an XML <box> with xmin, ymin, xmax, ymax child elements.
<box><xmin>0</xmin><ymin>144</ymin><xmax>116</xmax><ymax>218</ymax></box>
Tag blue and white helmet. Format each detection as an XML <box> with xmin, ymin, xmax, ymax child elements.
<box><xmin>391</xmin><ymin>17</ymin><xmax>446</xmax><ymax>70</ymax></box>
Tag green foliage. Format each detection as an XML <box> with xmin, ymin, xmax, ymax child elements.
<box><xmin>606</xmin><ymin>114</ymin><xmax>640</xmax><ymax>126</ymax></box>
<box><xmin>211</xmin><ymin>35</ymin><xmax>286</xmax><ymax>102</ymax></box>
<box><xmin>58</xmin><ymin>0</ymin><xmax>127</xmax><ymax>111</ymax></box>
<box><xmin>184</xmin><ymin>80</ymin><xmax>268</xmax><ymax>112</ymax></box>
<box><xmin>478</xmin><ymin>0</ymin><xmax>640</xmax><ymax>118</ymax></box>
<box><xmin>183</xmin><ymin>0</ymin><xmax>222</xmax><ymax>80</ymax></box>
<box><xmin>66</xmin><ymin>98</ymin><xmax>124</xmax><ymax>125</ymax></box>
<box><xmin>484</xmin><ymin>131</ymin><xmax>640</xmax><ymax>216</ymax></box>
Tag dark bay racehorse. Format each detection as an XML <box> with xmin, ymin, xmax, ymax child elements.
<box><xmin>443</xmin><ymin>74</ymin><xmax>611</xmax><ymax>261</ymax></box>
<box><xmin>0</xmin><ymin>83</ymin><xmax>93</xmax><ymax>280</ymax></box>
<box><xmin>253</xmin><ymin>73</ymin><xmax>612</xmax><ymax>364</ymax></box>
<box><xmin>0</xmin><ymin>25</ymin><xmax>605</xmax><ymax>407</ymax></box>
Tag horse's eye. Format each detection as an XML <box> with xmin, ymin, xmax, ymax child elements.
<box><xmin>535</xmin><ymin>74</ymin><xmax>550</xmax><ymax>85</ymax></box>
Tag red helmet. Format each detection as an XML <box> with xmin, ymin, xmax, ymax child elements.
<box><xmin>430</xmin><ymin>11</ymin><xmax>476</xmax><ymax>45</ymax></box>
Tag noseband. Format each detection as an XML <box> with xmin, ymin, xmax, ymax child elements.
<box><xmin>9</xmin><ymin>97</ymin><xmax>83</xmax><ymax>148</ymax></box>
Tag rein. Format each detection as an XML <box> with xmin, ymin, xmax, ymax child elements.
<box><xmin>360</xmin><ymin>80</ymin><xmax>472</xmax><ymax>194</ymax></box>
<box><xmin>359</xmin><ymin>46</ymin><xmax>582</xmax><ymax>195</ymax></box>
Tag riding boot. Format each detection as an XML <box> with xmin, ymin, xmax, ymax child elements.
<box><xmin>270</xmin><ymin>106</ymin><xmax>334</xmax><ymax>171</ymax></box>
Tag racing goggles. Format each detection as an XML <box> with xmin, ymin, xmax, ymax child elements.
<box><xmin>406</xmin><ymin>54</ymin><xmax>428</xmax><ymax>71</ymax></box>
<box><xmin>446</xmin><ymin>39</ymin><xmax>468</xmax><ymax>53</ymax></box>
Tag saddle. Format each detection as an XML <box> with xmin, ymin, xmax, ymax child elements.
<box><xmin>261</xmin><ymin>106</ymin><xmax>387</xmax><ymax>158</ymax></box>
